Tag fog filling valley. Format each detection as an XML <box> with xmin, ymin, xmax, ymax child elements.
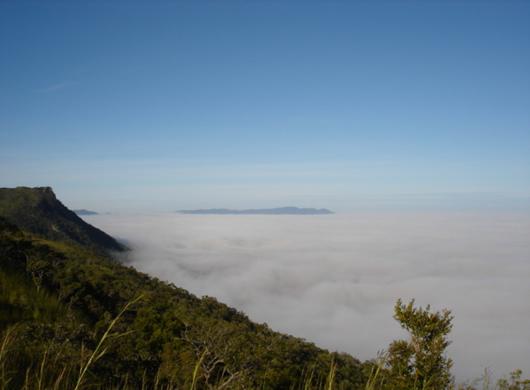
<box><xmin>86</xmin><ymin>212</ymin><xmax>530</xmax><ymax>380</ymax></box>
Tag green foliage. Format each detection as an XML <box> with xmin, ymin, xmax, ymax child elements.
<box><xmin>496</xmin><ymin>370</ymin><xmax>530</xmax><ymax>390</ymax></box>
<box><xmin>457</xmin><ymin>368</ymin><xmax>530</xmax><ymax>390</ymax></box>
<box><xmin>373</xmin><ymin>299</ymin><xmax>454</xmax><ymax>390</ymax></box>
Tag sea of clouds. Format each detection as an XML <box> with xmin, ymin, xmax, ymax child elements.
<box><xmin>86</xmin><ymin>212</ymin><xmax>530</xmax><ymax>381</ymax></box>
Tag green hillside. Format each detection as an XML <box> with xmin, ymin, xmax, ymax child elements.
<box><xmin>0</xmin><ymin>211</ymin><xmax>364</xmax><ymax>389</ymax></box>
<box><xmin>0</xmin><ymin>187</ymin><xmax>125</xmax><ymax>254</ymax></box>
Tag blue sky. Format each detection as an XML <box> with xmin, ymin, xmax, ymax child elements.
<box><xmin>1</xmin><ymin>1</ymin><xmax>529</xmax><ymax>211</ymax></box>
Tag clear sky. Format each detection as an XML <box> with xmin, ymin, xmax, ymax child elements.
<box><xmin>1</xmin><ymin>0</ymin><xmax>529</xmax><ymax>212</ymax></box>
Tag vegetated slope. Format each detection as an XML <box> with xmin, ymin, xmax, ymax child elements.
<box><xmin>0</xmin><ymin>187</ymin><xmax>125</xmax><ymax>253</ymax></box>
<box><xmin>0</xmin><ymin>211</ymin><xmax>365</xmax><ymax>388</ymax></box>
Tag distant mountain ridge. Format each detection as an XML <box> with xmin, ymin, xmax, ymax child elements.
<box><xmin>178</xmin><ymin>206</ymin><xmax>334</xmax><ymax>215</ymax></box>
<box><xmin>74</xmin><ymin>209</ymin><xmax>99</xmax><ymax>216</ymax></box>
<box><xmin>0</xmin><ymin>186</ymin><xmax>125</xmax><ymax>253</ymax></box>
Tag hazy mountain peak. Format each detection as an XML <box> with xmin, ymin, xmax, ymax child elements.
<box><xmin>178</xmin><ymin>206</ymin><xmax>334</xmax><ymax>215</ymax></box>
<box><xmin>74</xmin><ymin>209</ymin><xmax>99</xmax><ymax>216</ymax></box>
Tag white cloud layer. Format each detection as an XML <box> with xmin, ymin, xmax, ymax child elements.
<box><xmin>86</xmin><ymin>212</ymin><xmax>530</xmax><ymax>381</ymax></box>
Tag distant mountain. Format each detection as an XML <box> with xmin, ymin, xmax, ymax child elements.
<box><xmin>178</xmin><ymin>206</ymin><xmax>334</xmax><ymax>215</ymax></box>
<box><xmin>74</xmin><ymin>209</ymin><xmax>99</xmax><ymax>216</ymax></box>
<box><xmin>0</xmin><ymin>186</ymin><xmax>125</xmax><ymax>253</ymax></box>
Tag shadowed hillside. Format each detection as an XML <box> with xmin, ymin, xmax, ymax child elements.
<box><xmin>0</xmin><ymin>187</ymin><xmax>125</xmax><ymax>253</ymax></box>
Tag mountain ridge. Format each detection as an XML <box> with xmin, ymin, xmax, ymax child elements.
<box><xmin>74</xmin><ymin>209</ymin><xmax>99</xmax><ymax>216</ymax></box>
<box><xmin>0</xmin><ymin>186</ymin><xmax>125</xmax><ymax>253</ymax></box>
<box><xmin>179</xmin><ymin>206</ymin><xmax>334</xmax><ymax>215</ymax></box>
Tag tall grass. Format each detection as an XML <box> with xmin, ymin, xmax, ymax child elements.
<box><xmin>190</xmin><ymin>348</ymin><xmax>207</xmax><ymax>390</ymax></box>
<box><xmin>325</xmin><ymin>359</ymin><xmax>336</xmax><ymax>390</ymax></box>
<box><xmin>0</xmin><ymin>297</ymin><xmax>142</xmax><ymax>390</ymax></box>
<box><xmin>364</xmin><ymin>352</ymin><xmax>386</xmax><ymax>390</ymax></box>
<box><xmin>0</xmin><ymin>325</ymin><xmax>18</xmax><ymax>389</ymax></box>
<box><xmin>74</xmin><ymin>295</ymin><xmax>143</xmax><ymax>390</ymax></box>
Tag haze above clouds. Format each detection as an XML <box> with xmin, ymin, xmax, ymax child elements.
<box><xmin>86</xmin><ymin>212</ymin><xmax>530</xmax><ymax>381</ymax></box>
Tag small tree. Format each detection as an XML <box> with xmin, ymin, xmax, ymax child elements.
<box><xmin>497</xmin><ymin>369</ymin><xmax>530</xmax><ymax>390</ymax></box>
<box><xmin>383</xmin><ymin>299</ymin><xmax>454</xmax><ymax>390</ymax></box>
